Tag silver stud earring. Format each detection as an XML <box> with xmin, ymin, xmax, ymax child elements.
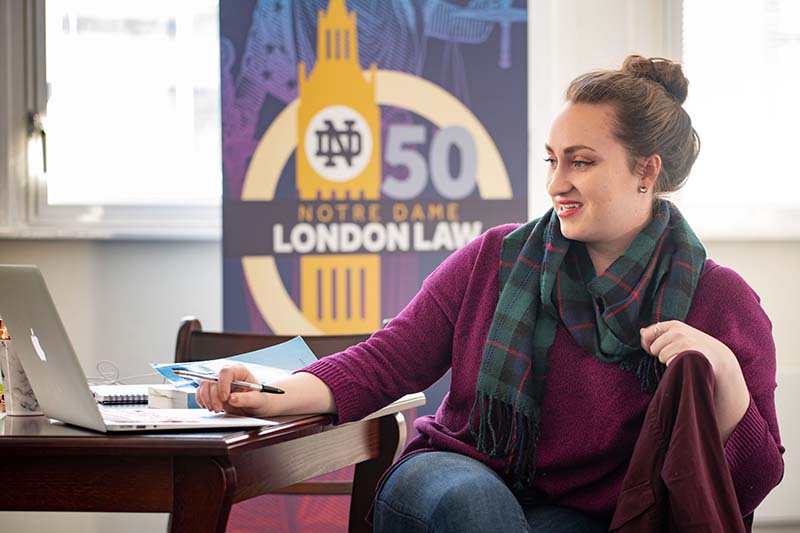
<box><xmin>638</xmin><ymin>184</ymin><xmax>648</xmax><ymax>193</ymax></box>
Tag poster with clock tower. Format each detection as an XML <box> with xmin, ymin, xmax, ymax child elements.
<box><xmin>221</xmin><ymin>1</ymin><xmax>527</xmax><ymax>529</ymax></box>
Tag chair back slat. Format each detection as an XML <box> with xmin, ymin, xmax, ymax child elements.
<box><xmin>174</xmin><ymin>317</ymin><xmax>369</xmax><ymax>364</ymax></box>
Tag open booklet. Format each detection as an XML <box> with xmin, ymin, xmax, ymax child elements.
<box><xmin>148</xmin><ymin>336</ymin><xmax>319</xmax><ymax>408</ymax></box>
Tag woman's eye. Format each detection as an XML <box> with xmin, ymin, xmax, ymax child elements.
<box><xmin>573</xmin><ymin>160</ymin><xmax>594</xmax><ymax>168</ymax></box>
<box><xmin>543</xmin><ymin>157</ymin><xmax>556</xmax><ymax>166</ymax></box>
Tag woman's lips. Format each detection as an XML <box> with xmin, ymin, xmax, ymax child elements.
<box><xmin>556</xmin><ymin>202</ymin><xmax>583</xmax><ymax>218</ymax></box>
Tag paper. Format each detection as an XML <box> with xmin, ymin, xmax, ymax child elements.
<box><xmin>98</xmin><ymin>407</ymin><xmax>279</xmax><ymax>426</ymax></box>
<box><xmin>151</xmin><ymin>336</ymin><xmax>318</xmax><ymax>391</ymax></box>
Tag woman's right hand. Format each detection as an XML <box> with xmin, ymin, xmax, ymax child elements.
<box><xmin>195</xmin><ymin>363</ymin><xmax>271</xmax><ymax>417</ymax></box>
<box><xmin>195</xmin><ymin>366</ymin><xmax>338</xmax><ymax>419</ymax></box>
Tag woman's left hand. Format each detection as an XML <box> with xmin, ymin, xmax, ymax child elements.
<box><xmin>640</xmin><ymin>320</ymin><xmax>751</xmax><ymax>443</ymax></box>
<box><xmin>640</xmin><ymin>320</ymin><xmax>736</xmax><ymax>377</ymax></box>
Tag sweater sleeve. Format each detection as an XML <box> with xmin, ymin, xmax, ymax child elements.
<box><xmin>297</xmin><ymin>232</ymin><xmax>486</xmax><ymax>424</ymax></box>
<box><xmin>689</xmin><ymin>263</ymin><xmax>785</xmax><ymax>516</ymax></box>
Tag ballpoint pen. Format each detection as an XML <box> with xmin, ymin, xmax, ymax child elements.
<box><xmin>173</xmin><ymin>369</ymin><xmax>285</xmax><ymax>394</ymax></box>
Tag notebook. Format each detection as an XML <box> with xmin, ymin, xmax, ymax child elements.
<box><xmin>90</xmin><ymin>384</ymin><xmax>150</xmax><ymax>405</ymax></box>
<box><xmin>0</xmin><ymin>265</ymin><xmax>275</xmax><ymax>432</ymax></box>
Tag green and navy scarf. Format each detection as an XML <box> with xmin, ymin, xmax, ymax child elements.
<box><xmin>469</xmin><ymin>200</ymin><xmax>706</xmax><ymax>487</ymax></box>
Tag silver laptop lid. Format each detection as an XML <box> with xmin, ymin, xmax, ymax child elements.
<box><xmin>0</xmin><ymin>265</ymin><xmax>106</xmax><ymax>432</ymax></box>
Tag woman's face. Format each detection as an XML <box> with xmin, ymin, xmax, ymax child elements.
<box><xmin>545</xmin><ymin>102</ymin><xmax>655</xmax><ymax>259</ymax></box>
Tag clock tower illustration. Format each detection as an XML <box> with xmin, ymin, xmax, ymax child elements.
<box><xmin>296</xmin><ymin>0</ymin><xmax>381</xmax><ymax>333</ymax></box>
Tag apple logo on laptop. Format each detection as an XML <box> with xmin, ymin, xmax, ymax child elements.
<box><xmin>30</xmin><ymin>328</ymin><xmax>47</xmax><ymax>362</ymax></box>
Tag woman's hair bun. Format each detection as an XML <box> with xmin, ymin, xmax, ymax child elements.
<box><xmin>622</xmin><ymin>55</ymin><xmax>688</xmax><ymax>104</ymax></box>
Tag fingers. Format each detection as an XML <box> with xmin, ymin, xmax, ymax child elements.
<box><xmin>641</xmin><ymin>321</ymin><xmax>730</xmax><ymax>375</ymax></box>
<box><xmin>195</xmin><ymin>364</ymin><xmax>254</xmax><ymax>413</ymax></box>
<box><xmin>196</xmin><ymin>380</ymin><xmax>224</xmax><ymax>412</ymax></box>
<box><xmin>641</xmin><ymin>321</ymin><xmax>691</xmax><ymax>366</ymax></box>
<box><xmin>640</xmin><ymin>321</ymin><xmax>666</xmax><ymax>354</ymax></box>
<box><xmin>210</xmin><ymin>382</ymin><xmax>225</xmax><ymax>412</ymax></box>
<box><xmin>217</xmin><ymin>366</ymin><xmax>236</xmax><ymax>402</ymax></box>
<box><xmin>194</xmin><ymin>383</ymin><xmax>205</xmax><ymax>407</ymax></box>
<box><xmin>649</xmin><ymin>330</ymin><xmax>682</xmax><ymax>365</ymax></box>
<box><xmin>196</xmin><ymin>381</ymin><xmax>209</xmax><ymax>409</ymax></box>
<box><xmin>646</xmin><ymin>322</ymin><xmax>669</xmax><ymax>356</ymax></box>
<box><xmin>227</xmin><ymin>391</ymin><xmax>265</xmax><ymax>410</ymax></box>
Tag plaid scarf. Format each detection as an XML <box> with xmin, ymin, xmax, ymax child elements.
<box><xmin>469</xmin><ymin>200</ymin><xmax>705</xmax><ymax>487</ymax></box>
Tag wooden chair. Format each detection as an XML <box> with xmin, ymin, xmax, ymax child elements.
<box><xmin>174</xmin><ymin>316</ymin><xmax>404</xmax><ymax>531</ymax></box>
<box><xmin>175</xmin><ymin>318</ymin><xmax>372</xmax><ymax>369</ymax></box>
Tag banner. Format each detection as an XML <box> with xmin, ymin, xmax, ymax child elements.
<box><xmin>222</xmin><ymin>0</ymin><xmax>527</xmax><ymax>529</ymax></box>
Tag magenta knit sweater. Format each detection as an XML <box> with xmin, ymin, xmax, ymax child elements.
<box><xmin>300</xmin><ymin>224</ymin><xmax>784</xmax><ymax>521</ymax></box>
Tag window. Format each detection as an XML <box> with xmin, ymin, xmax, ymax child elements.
<box><xmin>0</xmin><ymin>0</ymin><xmax>221</xmax><ymax>239</ymax></box>
<box><xmin>679</xmin><ymin>0</ymin><xmax>800</xmax><ymax>239</ymax></box>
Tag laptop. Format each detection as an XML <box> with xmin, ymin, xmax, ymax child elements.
<box><xmin>0</xmin><ymin>265</ymin><xmax>275</xmax><ymax>432</ymax></box>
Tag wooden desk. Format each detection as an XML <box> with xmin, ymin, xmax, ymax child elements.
<box><xmin>0</xmin><ymin>393</ymin><xmax>424</xmax><ymax>533</ymax></box>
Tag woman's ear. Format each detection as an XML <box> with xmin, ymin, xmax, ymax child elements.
<box><xmin>637</xmin><ymin>154</ymin><xmax>662</xmax><ymax>190</ymax></box>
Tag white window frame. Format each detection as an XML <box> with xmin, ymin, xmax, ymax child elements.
<box><xmin>0</xmin><ymin>0</ymin><xmax>221</xmax><ymax>241</ymax></box>
<box><xmin>674</xmin><ymin>0</ymin><xmax>800</xmax><ymax>240</ymax></box>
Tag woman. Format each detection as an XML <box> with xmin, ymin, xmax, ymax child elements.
<box><xmin>197</xmin><ymin>56</ymin><xmax>784</xmax><ymax>531</ymax></box>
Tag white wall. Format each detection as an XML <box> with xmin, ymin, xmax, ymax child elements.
<box><xmin>0</xmin><ymin>240</ymin><xmax>223</xmax><ymax>382</ymax></box>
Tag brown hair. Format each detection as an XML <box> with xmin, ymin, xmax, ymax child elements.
<box><xmin>565</xmin><ymin>55</ymin><xmax>700</xmax><ymax>193</ymax></box>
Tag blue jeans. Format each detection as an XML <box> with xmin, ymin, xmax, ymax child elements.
<box><xmin>374</xmin><ymin>451</ymin><xmax>610</xmax><ymax>533</ymax></box>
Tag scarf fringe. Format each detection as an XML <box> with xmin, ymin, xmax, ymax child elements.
<box><xmin>470</xmin><ymin>391</ymin><xmax>540</xmax><ymax>487</ymax></box>
<box><xmin>621</xmin><ymin>354</ymin><xmax>666</xmax><ymax>393</ymax></box>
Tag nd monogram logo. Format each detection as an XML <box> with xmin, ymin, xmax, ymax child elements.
<box><xmin>304</xmin><ymin>105</ymin><xmax>372</xmax><ymax>183</ymax></box>
<box><xmin>317</xmin><ymin>120</ymin><xmax>361</xmax><ymax>167</ymax></box>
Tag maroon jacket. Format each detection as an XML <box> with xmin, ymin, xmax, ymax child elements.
<box><xmin>611</xmin><ymin>352</ymin><xmax>747</xmax><ymax>531</ymax></box>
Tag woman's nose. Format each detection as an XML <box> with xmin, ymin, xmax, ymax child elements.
<box><xmin>546</xmin><ymin>165</ymin><xmax>571</xmax><ymax>197</ymax></box>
